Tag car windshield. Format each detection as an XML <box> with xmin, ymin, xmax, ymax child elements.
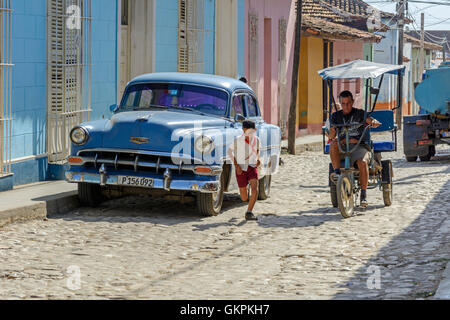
<box><xmin>120</xmin><ymin>83</ymin><xmax>228</xmax><ymax>117</ymax></box>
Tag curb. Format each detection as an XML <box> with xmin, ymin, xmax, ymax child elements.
<box><xmin>0</xmin><ymin>191</ymin><xmax>79</xmax><ymax>228</ymax></box>
<box><xmin>435</xmin><ymin>261</ymin><xmax>450</xmax><ymax>300</ymax></box>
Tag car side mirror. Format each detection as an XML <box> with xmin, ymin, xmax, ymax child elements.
<box><xmin>109</xmin><ymin>104</ymin><xmax>119</xmax><ymax>113</ymax></box>
<box><xmin>234</xmin><ymin>114</ymin><xmax>245</xmax><ymax>122</ymax></box>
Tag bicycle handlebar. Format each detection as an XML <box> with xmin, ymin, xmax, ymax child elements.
<box><xmin>335</xmin><ymin>125</ymin><xmax>371</xmax><ymax>155</ymax></box>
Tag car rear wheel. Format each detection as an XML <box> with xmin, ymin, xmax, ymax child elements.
<box><xmin>419</xmin><ymin>146</ymin><xmax>435</xmax><ymax>162</ymax></box>
<box><xmin>196</xmin><ymin>173</ymin><xmax>225</xmax><ymax>216</ymax></box>
<box><xmin>257</xmin><ymin>163</ymin><xmax>272</xmax><ymax>201</ymax></box>
<box><xmin>330</xmin><ymin>184</ymin><xmax>338</xmax><ymax>208</ymax></box>
<box><xmin>405</xmin><ymin>155</ymin><xmax>417</xmax><ymax>162</ymax></box>
<box><xmin>78</xmin><ymin>183</ymin><xmax>105</xmax><ymax>207</ymax></box>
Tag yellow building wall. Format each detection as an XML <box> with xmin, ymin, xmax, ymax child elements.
<box><xmin>297</xmin><ymin>36</ymin><xmax>324</xmax><ymax>134</ymax></box>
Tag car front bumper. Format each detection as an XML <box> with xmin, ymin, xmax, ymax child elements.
<box><xmin>65</xmin><ymin>171</ymin><xmax>220</xmax><ymax>193</ymax></box>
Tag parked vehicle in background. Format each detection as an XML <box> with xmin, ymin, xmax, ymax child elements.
<box><xmin>403</xmin><ymin>62</ymin><xmax>450</xmax><ymax>162</ymax></box>
<box><xmin>65</xmin><ymin>73</ymin><xmax>281</xmax><ymax>216</ymax></box>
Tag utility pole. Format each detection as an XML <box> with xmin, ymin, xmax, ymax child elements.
<box><xmin>396</xmin><ymin>0</ymin><xmax>405</xmax><ymax>130</ymax></box>
<box><xmin>443</xmin><ymin>39</ymin><xmax>447</xmax><ymax>62</ymax></box>
<box><xmin>288</xmin><ymin>0</ymin><xmax>303</xmax><ymax>155</ymax></box>
<box><xmin>419</xmin><ymin>13</ymin><xmax>425</xmax><ymax>80</ymax></box>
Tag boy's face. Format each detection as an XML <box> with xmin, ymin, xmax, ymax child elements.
<box><xmin>243</xmin><ymin>127</ymin><xmax>256</xmax><ymax>135</ymax></box>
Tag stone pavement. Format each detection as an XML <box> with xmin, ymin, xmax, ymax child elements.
<box><xmin>0</xmin><ymin>134</ymin><xmax>448</xmax><ymax>300</ymax></box>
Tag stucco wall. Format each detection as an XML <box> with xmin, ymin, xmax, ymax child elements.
<box><xmin>154</xmin><ymin>0</ymin><xmax>216</xmax><ymax>75</ymax></box>
<box><xmin>155</xmin><ymin>0</ymin><xmax>179</xmax><ymax>72</ymax></box>
<box><xmin>333</xmin><ymin>41</ymin><xmax>364</xmax><ymax>109</ymax></box>
<box><xmin>244</xmin><ymin>0</ymin><xmax>295</xmax><ymax>128</ymax></box>
<box><xmin>11</xmin><ymin>0</ymin><xmax>47</xmax><ymax>161</ymax></box>
<box><xmin>297</xmin><ymin>36</ymin><xmax>324</xmax><ymax>134</ymax></box>
<box><xmin>10</xmin><ymin>0</ymin><xmax>117</xmax><ymax>186</ymax></box>
<box><xmin>373</xmin><ymin>27</ymin><xmax>399</xmax><ymax>110</ymax></box>
<box><xmin>91</xmin><ymin>0</ymin><xmax>118</xmax><ymax>120</ymax></box>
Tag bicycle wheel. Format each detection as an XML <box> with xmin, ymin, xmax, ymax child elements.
<box><xmin>336</xmin><ymin>173</ymin><xmax>355</xmax><ymax>218</ymax></box>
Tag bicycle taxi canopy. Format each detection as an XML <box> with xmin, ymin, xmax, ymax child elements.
<box><xmin>318</xmin><ymin>60</ymin><xmax>406</xmax><ymax>155</ymax></box>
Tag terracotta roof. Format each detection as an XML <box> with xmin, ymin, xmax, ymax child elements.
<box><xmin>301</xmin><ymin>15</ymin><xmax>382</xmax><ymax>42</ymax></box>
<box><xmin>321</xmin><ymin>0</ymin><xmax>371</xmax><ymax>18</ymax></box>
<box><xmin>301</xmin><ymin>0</ymin><xmax>391</xmax><ymax>33</ymax></box>
<box><xmin>407</xmin><ymin>30</ymin><xmax>449</xmax><ymax>51</ymax></box>
<box><xmin>404</xmin><ymin>33</ymin><xmax>443</xmax><ymax>51</ymax></box>
<box><xmin>302</xmin><ymin>0</ymin><xmax>351</xmax><ymax>23</ymax></box>
<box><xmin>303</xmin><ymin>0</ymin><xmax>412</xmax><ymax>25</ymax></box>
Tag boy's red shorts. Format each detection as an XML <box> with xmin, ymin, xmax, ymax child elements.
<box><xmin>236</xmin><ymin>166</ymin><xmax>258</xmax><ymax>188</ymax></box>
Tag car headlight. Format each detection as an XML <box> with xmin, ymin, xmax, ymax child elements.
<box><xmin>70</xmin><ymin>127</ymin><xmax>89</xmax><ymax>145</ymax></box>
<box><xmin>194</xmin><ymin>135</ymin><xmax>214</xmax><ymax>154</ymax></box>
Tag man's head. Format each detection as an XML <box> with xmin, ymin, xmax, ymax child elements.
<box><xmin>339</xmin><ymin>91</ymin><xmax>354</xmax><ymax>114</ymax></box>
<box><xmin>242</xmin><ymin>120</ymin><xmax>256</xmax><ymax>136</ymax></box>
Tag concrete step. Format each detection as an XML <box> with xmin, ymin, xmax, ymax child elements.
<box><xmin>0</xmin><ymin>181</ymin><xmax>78</xmax><ymax>228</ymax></box>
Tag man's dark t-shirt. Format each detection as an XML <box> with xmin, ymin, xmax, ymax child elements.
<box><xmin>331</xmin><ymin>108</ymin><xmax>369</xmax><ymax>144</ymax></box>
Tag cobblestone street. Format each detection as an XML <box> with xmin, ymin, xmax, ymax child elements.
<box><xmin>0</xmin><ymin>137</ymin><xmax>449</xmax><ymax>300</ymax></box>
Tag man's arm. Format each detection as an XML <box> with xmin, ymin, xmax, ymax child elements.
<box><xmin>366</xmin><ymin>117</ymin><xmax>381</xmax><ymax>128</ymax></box>
<box><xmin>328</xmin><ymin>113</ymin><xmax>338</xmax><ymax>140</ymax></box>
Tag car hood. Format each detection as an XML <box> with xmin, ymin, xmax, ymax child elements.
<box><xmin>101</xmin><ymin>110</ymin><xmax>227</xmax><ymax>152</ymax></box>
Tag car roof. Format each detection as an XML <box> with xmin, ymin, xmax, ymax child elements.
<box><xmin>128</xmin><ymin>72</ymin><xmax>253</xmax><ymax>94</ymax></box>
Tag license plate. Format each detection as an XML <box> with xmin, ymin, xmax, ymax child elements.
<box><xmin>118</xmin><ymin>176</ymin><xmax>154</xmax><ymax>187</ymax></box>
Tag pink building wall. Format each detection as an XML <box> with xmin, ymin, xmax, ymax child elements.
<box><xmin>332</xmin><ymin>41</ymin><xmax>365</xmax><ymax>109</ymax></box>
<box><xmin>244</xmin><ymin>0</ymin><xmax>296</xmax><ymax>129</ymax></box>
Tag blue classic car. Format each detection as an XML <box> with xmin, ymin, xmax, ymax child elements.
<box><xmin>66</xmin><ymin>73</ymin><xmax>281</xmax><ymax>216</ymax></box>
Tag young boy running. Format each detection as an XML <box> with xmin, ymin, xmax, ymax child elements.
<box><xmin>227</xmin><ymin>120</ymin><xmax>261</xmax><ymax>221</ymax></box>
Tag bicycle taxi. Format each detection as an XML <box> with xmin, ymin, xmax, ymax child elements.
<box><xmin>318</xmin><ymin>60</ymin><xmax>405</xmax><ymax>218</ymax></box>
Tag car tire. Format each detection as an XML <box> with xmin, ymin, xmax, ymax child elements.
<box><xmin>196</xmin><ymin>172</ymin><xmax>225</xmax><ymax>217</ymax></box>
<box><xmin>330</xmin><ymin>184</ymin><xmax>338</xmax><ymax>208</ymax></box>
<box><xmin>257</xmin><ymin>173</ymin><xmax>271</xmax><ymax>200</ymax></box>
<box><xmin>78</xmin><ymin>183</ymin><xmax>105</xmax><ymax>207</ymax></box>
<box><xmin>405</xmin><ymin>155</ymin><xmax>417</xmax><ymax>162</ymax></box>
<box><xmin>419</xmin><ymin>146</ymin><xmax>435</xmax><ymax>162</ymax></box>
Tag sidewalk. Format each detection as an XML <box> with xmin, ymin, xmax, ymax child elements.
<box><xmin>0</xmin><ymin>180</ymin><xmax>78</xmax><ymax>228</ymax></box>
<box><xmin>281</xmin><ymin>134</ymin><xmax>324</xmax><ymax>154</ymax></box>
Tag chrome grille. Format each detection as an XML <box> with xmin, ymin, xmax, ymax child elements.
<box><xmin>76</xmin><ymin>149</ymin><xmax>198</xmax><ymax>174</ymax></box>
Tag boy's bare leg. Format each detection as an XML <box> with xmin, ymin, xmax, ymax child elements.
<box><xmin>247</xmin><ymin>179</ymin><xmax>258</xmax><ymax>212</ymax></box>
<box><xmin>238</xmin><ymin>187</ymin><xmax>248</xmax><ymax>202</ymax></box>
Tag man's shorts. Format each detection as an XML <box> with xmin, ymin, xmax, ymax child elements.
<box><xmin>236</xmin><ymin>165</ymin><xmax>259</xmax><ymax>188</ymax></box>
<box><xmin>339</xmin><ymin>144</ymin><xmax>371</xmax><ymax>166</ymax></box>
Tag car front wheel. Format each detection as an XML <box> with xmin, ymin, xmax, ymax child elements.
<box><xmin>78</xmin><ymin>183</ymin><xmax>105</xmax><ymax>207</ymax></box>
<box><xmin>196</xmin><ymin>173</ymin><xmax>225</xmax><ymax>216</ymax></box>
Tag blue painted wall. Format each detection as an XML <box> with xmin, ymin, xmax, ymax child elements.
<box><xmin>154</xmin><ymin>0</ymin><xmax>221</xmax><ymax>75</ymax></box>
<box><xmin>8</xmin><ymin>0</ymin><xmax>118</xmax><ymax>187</ymax></box>
<box><xmin>90</xmin><ymin>0</ymin><xmax>118</xmax><ymax>120</ymax></box>
<box><xmin>155</xmin><ymin>0</ymin><xmax>179</xmax><ymax>72</ymax></box>
<box><xmin>11</xmin><ymin>0</ymin><xmax>47</xmax><ymax>161</ymax></box>
<box><xmin>203</xmin><ymin>0</ymin><xmax>215</xmax><ymax>74</ymax></box>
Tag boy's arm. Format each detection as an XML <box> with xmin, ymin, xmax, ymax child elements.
<box><xmin>227</xmin><ymin>142</ymin><xmax>242</xmax><ymax>173</ymax></box>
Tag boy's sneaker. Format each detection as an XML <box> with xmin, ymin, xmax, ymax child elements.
<box><xmin>360</xmin><ymin>196</ymin><xmax>368</xmax><ymax>208</ymax></box>
<box><xmin>245</xmin><ymin>211</ymin><xmax>257</xmax><ymax>221</ymax></box>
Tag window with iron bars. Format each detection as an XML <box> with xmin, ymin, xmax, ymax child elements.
<box><xmin>178</xmin><ymin>0</ymin><xmax>209</xmax><ymax>73</ymax></box>
<box><xmin>47</xmin><ymin>0</ymin><xmax>92</xmax><ymax>163</ymax></box>
<box><xmin>0</xmin><ymin>0</ymin><xmax>12</xmax><ymax>177</ymax></box>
